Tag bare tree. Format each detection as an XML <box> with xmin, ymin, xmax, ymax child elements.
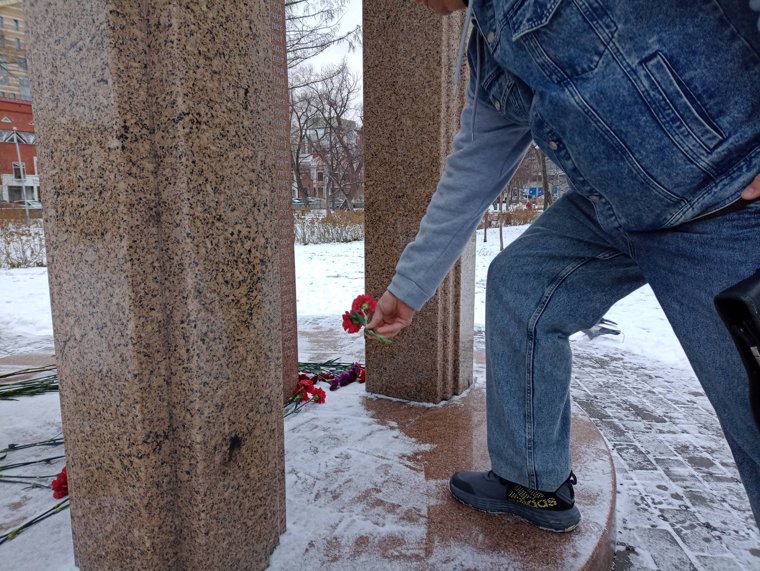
<box><xmin>307</xmin><ymin>64</ymin><xmax>363</xmax><ymax>211</ymax></box>
<box><xmin>510</xmin><ymin>146</ymin><xmax>538</xmax><ymax>204</ymax></box>
<box><xmin>289</xmin><ymin>63</ymin><xmax>363</xmax><ymax>211</ymax></box>
<box><xmin>285</xmin><ymin>0</ymin><xmax>360</xmax><ymax>72</ymax></box>
<box><xmin>537</xmin><ymin>147</ymin><xmax>554</xmax><ymax>209</ymax></box>
<box><xmin>289</xmin><ymin>77</ymin><xmax>318</xmax><ymax>203</ymax></box>
<box><xmin>286</xmin><ymin>1</ymin><xmax>362</xmax><ymax>205</ymax></box>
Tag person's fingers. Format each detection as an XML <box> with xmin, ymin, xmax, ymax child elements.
<box><xmin>741</xmin><ymin>174</ymin><xmax>760</xmax><ymax>201</ymax></box>
<box><xmin>366</xmin><ymin>291</ymin><xmax>415</xmax><ymax>338</ymax></box>
<box><xmin>366</xmin><ymin>308</ymin><xmax>385</xmax><ymax>330</ymax></box>
<box><xmin>374</xmin><ymin>312</ymin><xmax>415</xmax><ymax>337</ymax></box>
<box><xmin>367</xmin><ymin>291</ymin><xmax>395</xmax><ymax>330</ymax></box>
<box><xmin>373</xmin><ymin>321</ymin><xmax>407</xmax><ymax>338</ymax></box>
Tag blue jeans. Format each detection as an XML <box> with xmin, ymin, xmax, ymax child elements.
<box><xmin>485</xmin><ymin>184</ymin><xmax>760</xmax><ymax>526</ymax></box>
<box><xmin>389</xmin><ymin>7</ymin><xmax>760</xmax><ymax>526</ymax></box>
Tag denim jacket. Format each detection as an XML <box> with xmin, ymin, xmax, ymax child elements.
<box><xmin>388</xmin><ymin>0</ymin><xmax>760</xmax><ymax>311</ymax></box>
<box><xmin>468</xmin><ymin>0</ymin><xmax>760</xmax><ymax>231</ymax></box>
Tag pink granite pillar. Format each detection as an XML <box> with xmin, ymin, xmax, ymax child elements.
<box><xmin>25</xmin><ymin>2</ymin><xmax>287</xmax><ymax>569</ymax></box>
<box><xmin>270</xmin><ymin>3</ymin><xmax>300</xmax><ymax>403</ymax></box>
<box><xmin>364</xmin><ymin>3</ymin><xmax>475</xmax><ymax>403</ymax></box>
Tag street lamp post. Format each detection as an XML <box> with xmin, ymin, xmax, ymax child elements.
<box><xmin>12</xmin><ymin>126</ymin><xmax>29</xmax><ymax>224</ymax></box>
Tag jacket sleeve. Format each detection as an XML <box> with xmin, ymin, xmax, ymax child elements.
<box><xmin>388</xmin><ymin>97</ymin><xmax>532</xmax><ymax>311</ymax></box>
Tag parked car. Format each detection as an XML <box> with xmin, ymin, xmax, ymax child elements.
<box><xmin>12</xmin><ymin>200</ymin><xmax>42</xmax><ymax>209</ymax></box>
<box><xmin>335</xmin><ymin>199</ymin><xmax>365</xmax><ymax>210</ymax></box>
<box><xmin>292</xmin><ymin>198</ymin><xmax>305</xmax><ymax>208</ymax></box>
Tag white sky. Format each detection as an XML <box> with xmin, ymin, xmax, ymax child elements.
<box><xmin>309</xmin><ymin>0</ymin><xmax>363</xmax><ymax>100</ymax></box>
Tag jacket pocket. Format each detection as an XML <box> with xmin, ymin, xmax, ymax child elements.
<box><xmin>503</xmin><ymin>0</ymin><xmax>617</xmax><ymax>80</ymax></box>
<box><xmin>641</xmin><ymin>51</ymin><xmax>726</xmax><ymax>154</ymax></box>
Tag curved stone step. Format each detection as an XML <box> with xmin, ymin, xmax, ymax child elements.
<box><xmin>358</xmin><ymin>383</ymin><xmax>616</xmax><ymax>570</ymax></box>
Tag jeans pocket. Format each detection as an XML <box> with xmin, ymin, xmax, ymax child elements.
<box><xmin>641</xmin><ymin>51</ymin><xmax>726</xmax><ymax>154</ymax></box>
<box><xmin>503</xmin><ymin>0</ymin><xmax>617</xmax><ymax>80</ymax></box>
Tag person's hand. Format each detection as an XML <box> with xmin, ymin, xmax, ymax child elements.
<box><xmin>742</xmin><ymin>174</ymin><xmax>760</xmax><ymax>201</ymax></box>
<box><xmin>366</xmin><ymin>291</ymin><xmax>416</xmax><ymax>339</ymax></box>
<box><xmin>414</xmin><ymin>0</ymin><xmax>468</xmax><ymax>16</ymax></box>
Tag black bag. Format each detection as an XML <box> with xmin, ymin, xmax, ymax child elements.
<box><xmin>715</xmin><ymin>269</ymin><xmax>760</xmax><ymax>429</ymax></box>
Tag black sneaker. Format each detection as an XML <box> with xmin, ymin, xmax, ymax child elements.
<box><xmin>449</xmin><ymin>470</ymin><xmax>581</xmax><ymax>532</ymax></box>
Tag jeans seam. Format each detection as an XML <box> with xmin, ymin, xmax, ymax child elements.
<box><xmin>524</xmin><ymin>255</ymin><xmax>600</xmax><ymax>489</ymax></box>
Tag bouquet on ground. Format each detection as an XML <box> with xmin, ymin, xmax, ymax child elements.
<box><xmin>342</xmin><ymin>294</ymin><xmax>392</xmax><ymax>345</ymax></box>
<box><xmin>328</xmin><ymin>362</ymin><xmax>365</xmax><ymax>392</ymax></box>
<box><xmin>285</xmin><ymin>373</ymin><xmax>327</xmax><ymax>417</ymax></box>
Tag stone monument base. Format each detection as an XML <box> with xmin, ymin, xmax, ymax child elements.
<box><xmin>354</xmin><ymin>384</ymin><xmax>616</xmax><ymax>570</ymax></box>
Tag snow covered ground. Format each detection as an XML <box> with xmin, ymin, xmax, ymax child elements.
<box><xmin>0</xmin><ymin>268</ymin><xmax>53</xmax><ymax>359</ymax></box>
<box><xmin>1</xmin><ymin>227</ymin><xmax>758</xmax><ymax>570</ymax></box>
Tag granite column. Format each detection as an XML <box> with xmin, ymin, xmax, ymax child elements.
<box><xmin>25</xmin><ymin>1</ymin><xmax>287</xmax><ymax>569</ymax></box>
<box><xmin>364</xmin><ymin>3</ymin><xmax>475</xmax><ymax>403</ymax></box>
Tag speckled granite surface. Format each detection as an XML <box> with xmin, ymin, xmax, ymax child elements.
<box><xmin>361</xmin><ymin>390</ymin><xmax>616</xmax><ymax>571</ymax></box>
<box><xmin>364</xmin><ymin>3</ymin><xmax>475</xmax><ymax>403</ymax></box>
<box><xmin>25</xmin><ymin>1</ymin><xmax>286</xmax><ymax>569</ymax></box>
<box><xmin>270</xmin><ymin>3</ymin><xmax>300</xmax><ymax>404</ymax></box>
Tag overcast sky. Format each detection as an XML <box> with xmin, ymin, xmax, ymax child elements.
<box><xmin>310</xmin><ymin>0</ymin><xmax>363</xmax><ymax>80</ymax></box>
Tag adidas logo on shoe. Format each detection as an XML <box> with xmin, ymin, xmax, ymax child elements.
<box><xmin>449</xmin><ymin>470</ymin><xmax>581</xmax><ymax>532</ymax></box>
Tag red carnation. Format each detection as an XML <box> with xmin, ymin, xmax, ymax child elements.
<box><xmin>52</xmin><ymin>466</ymin><xmax>68</xmax><ymax>499</ymax></box>
<box><xmin>292</xmin><ymin>378</ymin><xmax>312</xmax><ymax>402</ymax></box>
<box><xmin>297</xmin><ymin>378</ymin><xmax>314</xmax><ymax>390</ymax></box>
<box><xmin>342</xmin><ymin>294</ymin><xmax>392</xmax><ymax>345</ymax></box>
<box><xmin>351</xmin><ymin>294</ymin><xmax>377</xmax><ymax>316</ymax></box>
<box><xmin>311</xmin><ymin>387</ymin><xmax>327</xmax><ymax>404</ymax></box>
<box><xmin>359</xmin><ymin>368</ymin><xmax>366</xmax><ymax>383</ymax></box>
<box><xmin>342</xmin><ymin>311</ymin><xmax>361</xmax><ymax>333</ymax></box>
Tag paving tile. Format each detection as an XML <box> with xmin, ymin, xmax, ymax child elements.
<box><xmin>694</xmin><ymin>555</ymin><xmax>746</xmax><ymax>571</ymax></box>
<box><xmin>569</xmin><ymin>341</ymin><xmax>760</xmax><ymax>569</ymax></box>
<box><xmin>634</xmin><ymin>528</ymin><xmax>697</xmax><ymax>571</ymax></box>
<box><xmin>613</xmin><ymin>443</ymin><xmax>658</xmax><ymax>471</ymax></box>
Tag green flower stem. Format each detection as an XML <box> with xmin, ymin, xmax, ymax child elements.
<box><xmin>0</xmin><ymin>474</ymin><xmax>56</xmax><ymax>480</ymax></box>
<box><xmin>298</xmin><ymin>360</ymin><xmax>361</xmax><ymax>373</ymax></box>
<box><xmin>0</xmin><ymin>455</ymin><xmax>66</xmax><ymax>471</ymax></box>
<box><xmin>356</xmin><ymin>310</ymin><xmax>392</xmax><ymax>345</ymax></box>
<box><xmin>0</xmin><ymin>436</ymin><xmax>64</xmax><ymax>456</ymax></box>
<box><xmin>364</xmin><ymin>328</ymin><xmax>392</xmax><ymax>345</ymax></box>
<box><xmin>0</xmin><ymin>498</ymin><xmax>70</xmax><ymax>546</ymax></box>
<box><xmin>0</xmin><ymin>478</ymin><xmax>52</xmax><ymax>489</ymax></box>
<box><xmin>0</xmin><ymin>365</ymin><xmax>56</xmax><ymax>380</ymax></box>
<box><xmin>0</xmin><ymin>375</ymin><xmax>59</xmax><ymax>400</ymax></box>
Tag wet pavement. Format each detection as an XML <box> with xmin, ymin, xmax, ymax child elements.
<box><xmin>567</xmin><ymin>338</ymin><xmax>760</xmax><ymax>569</ymax></box>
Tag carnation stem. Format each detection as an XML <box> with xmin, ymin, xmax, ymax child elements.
<box><xmin>0</xmin><ymin>498</ymin><xmax>70</xmax><ymax>545</ymax></box>
<box><xmin>364</xmin><ymin>328</ymin><xmax>392</xmax><ymax>345</ymax></box>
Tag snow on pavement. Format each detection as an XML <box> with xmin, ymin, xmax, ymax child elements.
<box><xmin>1</xmin><ymin>227</ymin><xmax>758</xmax><ymax>570</ymax></box>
